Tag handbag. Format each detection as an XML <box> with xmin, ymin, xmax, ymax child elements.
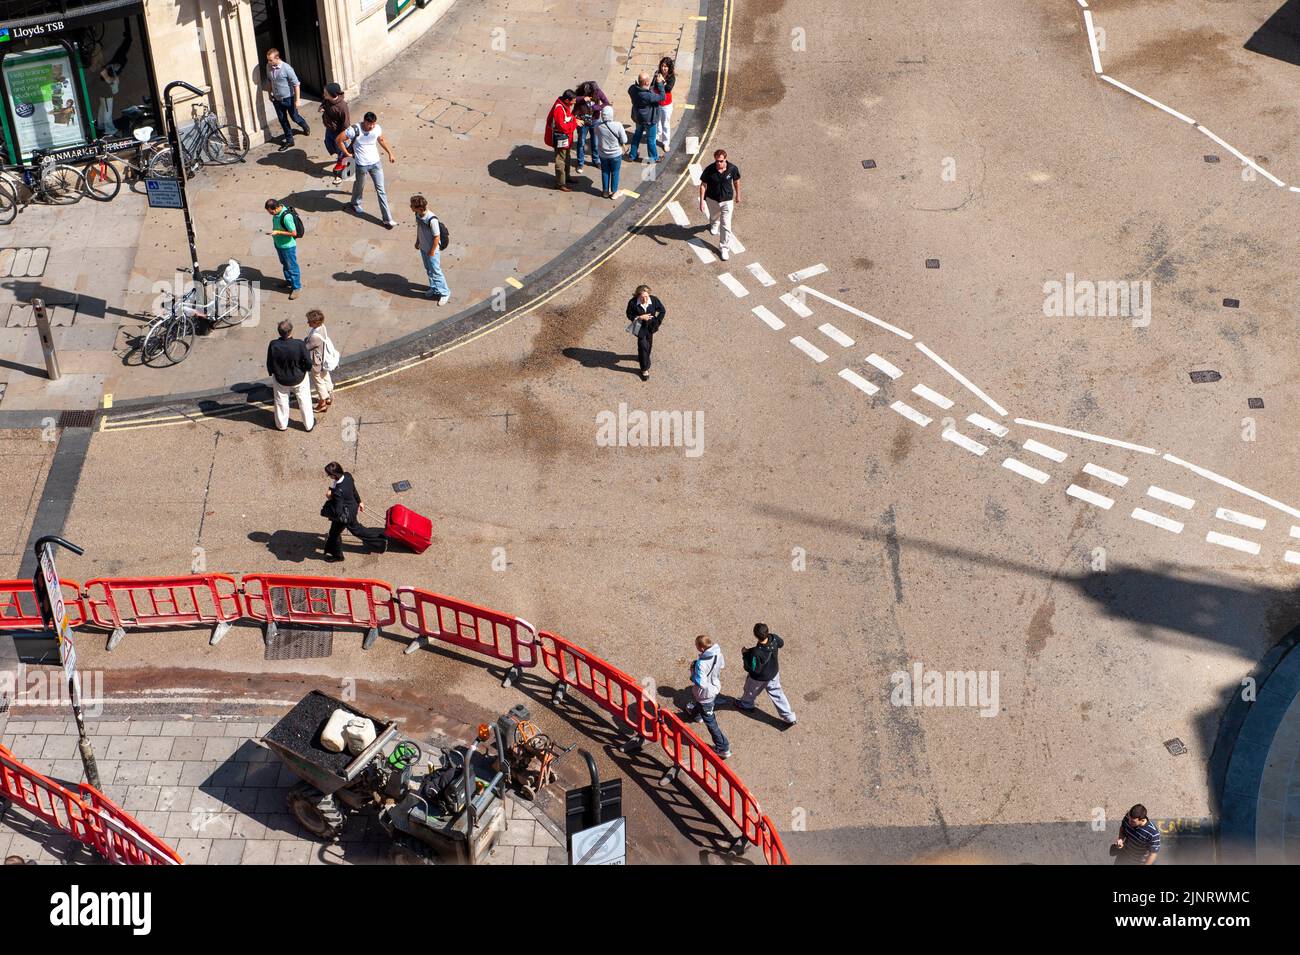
<box><xmin>626</xmin><ymin>318</ymin><xmax>643</xmax><ymax>335</ymax></box>
<box><xmin>553</xmin><ymin>130</ymin><xmax>570</xmax><ymax>149</ymax></box>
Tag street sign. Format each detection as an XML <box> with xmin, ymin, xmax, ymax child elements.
<box><xmin>38</xmin><ymin>545</ymin><xmax>75</xmax><ymax>679</ymax></box>
<box><xmin>145</xmin><ymin>177</ymin><xmax>183</xmax><ymax>209</ymax></box>
<box><xmin>570</xmin><ymin>817</ymin><xmax>626</xmax><ymax>865</ymax></box>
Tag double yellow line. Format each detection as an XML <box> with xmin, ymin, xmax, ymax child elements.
<box><xmin>103</xmin><ymin>0</ymin><xmax>734</xmax><ymax>433</ymax></box>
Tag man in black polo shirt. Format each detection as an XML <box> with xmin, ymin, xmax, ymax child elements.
<box><xmin>698</xmin><ymin>148</ymin><xmax>741</xmax><ymax>260</ymax></box>
<box><xmin>1112</xmin><ymin>803</ymin><xmax>1161</xmax><ymax>864</ymax></box>
<box><xmin>266</xmin><ymin>319</ymin><xmax>315</xmax><ymax>432</ymax></box>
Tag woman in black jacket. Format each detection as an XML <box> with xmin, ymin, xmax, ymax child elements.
<box><xmin>626</xmin><ymin>285</ymin><xmax>665</xmax><ymax>381</ymax></box>
<box><xmin>321</xmin><ymin>461</ymin><xmax>388</xmax><ymax>561</ymax></box>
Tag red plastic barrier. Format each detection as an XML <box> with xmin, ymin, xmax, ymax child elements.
<box><xmin>82</xmin><ymin>574</ymin><xmax>243</xmax><ymax>650</ymax></box>
<box><xmin>397</xmin><ymin>587</ymin><xmax>538</xmax><ymax>674</ymax></box>
<box><xmin>756</xmin><ymin>814</ymin><xmax>791</xmax><ymax>866</ymax></box>
<box><xmin>0</xmin><ymin>578</ymin><xmax>85</xmax><ymax>631</ymax></box>
<box><xmin>538</xmin><ymin>630</ymin><xmax>659</xmax><ymax>741</ymax></box>
<box><xmin>243</xmin><ymin>574</ymin><xmax>396</xmax><ymax>648</ymax></box>
<box><xmin>0</xmin><ymin>743</ymin><xmax>180</xmax><ymax>865</ymax></box>
<box><xmin>657</xmin><ymin>708</ymin><xmax>767</xmax><ymax>845</ymax></box>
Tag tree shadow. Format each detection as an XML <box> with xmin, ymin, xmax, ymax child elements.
<box><xmin>561</xmin><ymin>346</ymin><xmax>642</xmax><ymax>375</ymax></box>
<box><xmin>1245</xmin><ymin>0</ymin><xmax>1300</xmax><ymax>66</ymax></box>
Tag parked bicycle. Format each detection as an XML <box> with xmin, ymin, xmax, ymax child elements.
<box><xmin>0</xmin><ymin>177</ymin><xmax>16</xmax><ymax>226</ymax></box>
<box><xmin>146</xmin><ymin>103</ymin><xmax>249</xmax><ymax>180</ymax></box>
<box><xmin>80</xmin><ymin>128</ymin><xmax>168</xmax><ymax>201</ymax></box>
<box><xmin>141</xmin><ymin>260</ymin><xmax>251</xmax><ymax>366</ymax></box>
<box><xmin>0</xmin><ymin>150</ymin><xmax>86</xmax><ymax>215</ymax></box>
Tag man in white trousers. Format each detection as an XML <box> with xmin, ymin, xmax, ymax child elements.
<box><xmin>698</xmin><ymin>148</ymin><xmax>741</xmax><ymax>260</ymax></box>
<box><xmin>265</xmin><ymin>319</ymin><xmax>315</xmax><ymax>432</ymax></box>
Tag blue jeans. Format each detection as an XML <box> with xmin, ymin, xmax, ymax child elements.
<box><xmin>276</xmin><ymin>245</ymin><xmax>301</xmax><ymax>290</ymax></box>
<box><xmin>325</xmin><ymin>128</ymin><xmax>340</xmax><ymax>157</ymax></box>
<box><xmin>628</xmin><ymin>120</ymin><xmax>658</xmax><ymax>162</ymax></box>
<box><xmin>351</xmin><ymin>161</ymin><xmax>393</xmax><ymax>223</ymax></box>
<box><xmin>599</xmin><ymin>154</ymin><xmax>622</xmax><ymax>195</ymax></box>
<box><xmin>698</xmin><ymin>699</ymin><xmax>729</xmax><ymax>754</ymax></box>
<box><xmin>272</xmin><ymin>96</ymin><xmax>308</xmax><ymax>141</ymax></box>
<box><xmin>421</xmin><ymin>250</ymin><xmax>449</xmax><ymax>297</ymax></box>
<box><xmin>575</xmin><ymin>124</ymin><xmax>597</xmax><ymax>166</ymax></box>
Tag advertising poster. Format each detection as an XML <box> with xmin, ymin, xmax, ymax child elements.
<box><xmin>2</xmin><ymin>45</ymin><xmax>87</xmax><ymax>159</ymax></box>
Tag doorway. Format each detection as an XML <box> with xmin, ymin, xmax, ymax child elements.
<box><xmin>251</xmin><ymin>0</ymin><xmax>325</xmax><ymax>97</ymax></box>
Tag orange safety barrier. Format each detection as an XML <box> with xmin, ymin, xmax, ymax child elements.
<box><xmin>82</xmin><ymin>574</ymin><xmax>244</xmax><ymax>651</ymax></box>
<box><xmin>538</xmin><ymin>630</ymin><xmax>659</xmax><ymax>741</ymax></box>
<box><xmin>0</xmin><ymin>743</ymin><xmax>180</xmax><ymax>865</ymax></box>
<box><xmin>756</xmin><ymin>814</ymin><xmax>792</xmax><ymax>866</ymax></box>
<box><xmin>242</xmin><ymin>574</ymin><xmax>397</xmax><ymax>650</ymax></box>
<box><xmin>0</xmin><ymin>578</ymin><xmax>85</xmax><ymax>631</ymax></box>
<box><xmin>397</xmin><ymin>587</ymin><xmax>538</xmax><ymax>685</ymax></box>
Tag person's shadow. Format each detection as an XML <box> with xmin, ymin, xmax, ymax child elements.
<box><xmin>488</xmin><ymin>143</ymin><xmax>593</xmax><ymax>191</ymax></box>
<box><xmin>562</xmin><ymin>346</ymin><xmax>642</xmax><ymax>375</ymax></box>
<box><xmin>248</xmin><ymin>529</ymin><xmax>326</xmax><ymax>562</ymax></box>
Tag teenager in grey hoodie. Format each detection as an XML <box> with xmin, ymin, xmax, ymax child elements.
<box><xmin>591</xmin><ymin>105</ymin><xmax>628</xmax><ymax>199</ymax></box>
<box><xmin>687</xmin><ymin>634</ymin><xmax>730</xmax><ymax>758</ymax></box>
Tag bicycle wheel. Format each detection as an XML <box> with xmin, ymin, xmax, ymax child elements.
<box><xmin>145</xmin><ymin>146</ymin><xmax>177</xmax><ymax>180</ymax></box>
<box><xmin>80</xmin><ymin>157</ymin><xmax>121</xmax><ymax>200</ymax></box>
<box><xmin>0</xmin><ymin>179</ymin><xmax>16</xmax><ymax>225</ymax></box>
<box><xmin>140</xmin><ymin>319</ymin><xmax>170</xmax><ymax>365</ymax></box>
<box><xmin>42</xmin><ymin>164</ymin><xmax>85</xmax><ymax>204</ymax></box>
<box><xmin>208</xmin><ymin>125</ymin><xmax>250</xmax><ymax>164</ymax></box>
<box><xmin>163</xmin><ymin>314</ymin><xmax>195</xmax><ymax>364</ymax></box>
<box><xmin>211</xmin><ymin>283</ymin><xmax>253</xmax><ymax>328</ymax></box>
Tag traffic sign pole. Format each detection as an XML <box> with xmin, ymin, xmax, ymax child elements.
<box><xmin>162</xmin><ymin>81</ymin><xmax>209</xmax><ymax>308</ymax></box>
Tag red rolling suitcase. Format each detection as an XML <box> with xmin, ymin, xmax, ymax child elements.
<box><xmin>385</xmin><ymin>504</ymin><xmax>433</xmax><ymax>553</ymax></box>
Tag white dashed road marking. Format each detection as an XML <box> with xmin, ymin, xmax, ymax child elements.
<box><xmin>718</xmin><ymin>273</ymin><xmax>749</xmax><ymax>297</ymax></box>
<box><xmin>1023</xmin><ymin>439</ymin><xmax>1067</xmax><ymax>463</ymax></box>
<box><xmin>1131</xmin><ymin>508</ymin><xmax>1184</xmax><ymax>534</ymax></box>
<box><xmin>1067</xmin><ymin>484</ymin><xmax>1114</xmax><ymax>510</ymax></box>
<box><xmin>796</xmin><ymin>286</ymin><xmax>913</xmax><ymax>340</ymax></box>
<box><xmin>685</xmin><ymin>136</ymin><xmax>700</xmax><ymax>155</ymax></box>
<box><xmin>1286</xmin><ymin>551</ymin><xmax>1300</xmax><ymax>565</ymax></box>
<box><xmin>746</xmin><ymin>262</ymin><xmax>776</xmax><ymax>286</ymax></box>
<box><xmin>687</xmin><ymin>237</ymin><xmax>715</xmax><ymax>263</ymax></box>
<box><xmin>687</xmin><ymin>163</ymin><xmax>703</xmax><ymax>185</ymax></box>
<box><xmin>788</xmin><ymin>264</ymin><xmax>829</xmax><ymax>282</ymax></box>
<box><xmin>890</xmin><ymin>401</ymin><xmax>932</xmax><ymax>427</ymax></box>
<box><xmin>967</xmin><ymin>413</ymin><xmax>1009</xmax><ymax>438</ymax></box>
<box><xmin>865</xmin><ymin>353</ymin><xmax>903</xmax><ymax>380</ymax></box>
<box><xmin>911</xmin><ymin>384</ymin><xmax>953</xmax><ymax>410</ymax></box>
<box><xmin>1205</xmin><ymin>531</ymin><xmax>1261</xmax><ymax>556</ymax></box>
<box><xmin>779</xmin><ymin>292</ymin><xmax>813</xmax><ymax>317</ymax></box>
<box><xmin>1292</xmin><ymin>526</ymin><xmax>1300</xmax><ymax>539</ymax></box>
<box><xmin>790</xmin><ymin>336</ymin><xmax>828</xmax><ymax>363</ymax></box>
<box><xmin>914</xmin><ymin>342</ymin><xmax>1008</xmax><ymax>418</ymax></box>
<box><xmin>1083</xmin><ymin>463</ymin><xmax>1128</xmax><ymax>487</ymax></box>
<box><xmin>838</xmin><ymin>368</ymin><xmax>879</xmax><ymax>395</ymax></box>
<box><xmin>1148</xmin><ymin>485</ymin><xmax>1195</xmax><ymax>510</ymax></box>
<box><xmin>942</xmin><ymin>429</ymin><xmax>988</xmax><ymax>456</ymax></box>
<box><xmin>1003</xmin><ymin>458</ymin><xmax>1050</xmax><ymax>484</ymax></box>
<box><xmin>752</xmin><ymin>305</ymin><xmax>784</xmax><ymax>330</ymax></box>
<box><xmin>818</xmin><ymin>323</ymin><xmax>854</xmax><ymax>347</ymax></box>
<box><xmin>666</xmin><ymin>201</ymin><xmax>690</xmax><ymax>227</ymax></box>
<box><xmin>1216</xmin><ymin>507</ymin><xmax>1266</xmax><ymax>531</ymax></box>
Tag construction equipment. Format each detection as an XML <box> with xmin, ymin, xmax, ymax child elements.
<box><xmin>497</xmin><ymin>703</ymin><xmax>576</xmax><ymax>801</ymax></box>
<box><xmin>261</xmin><ymin>690</ymin><xmax>509</xmax><ymax>864</ymax></box>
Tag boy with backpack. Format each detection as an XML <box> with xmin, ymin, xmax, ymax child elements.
<box><xmin>738</xmin><ymin>623</ymin><xmax>796</xmax><ymax>725</ymax></box>
<box><xmin>410</xmin><ymin>194</ymin><xmax>450</xmax><ymax>305</ymax></box>
<box><xmin>265</xmin><ymin>198</ymin><xmax>303</xmax><ymax>299</ymax></box>
<box><xmin>685</xmin><ymin>634</ymin><xmax>730</xmax><ymax>759</ymax></box>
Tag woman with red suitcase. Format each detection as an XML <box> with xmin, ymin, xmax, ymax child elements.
<box><xmin>321</xmin><ymin>462</ymin><xmax>388</xmax><ymax>562</ymax></box>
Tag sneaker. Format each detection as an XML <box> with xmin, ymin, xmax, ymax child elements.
<box><xmin>323</xmin><ymin>553</ymin><xmax>343</xmax><ymax>563</ymax></box>
<box><xmin>351</xmin><ymin>204</ymin><xmax>363</xmax><ymax>215</ymax></box>
<box><xmin>720</xmin><ymin>247</ymin><xmax>730</xmax><ymax>261</ymax></box>
<box><xmin>709</xmin><ymin>222</ymin><xmax>720</xmax><ymax>235</ymax></box>
<box><xmin>437</xmin><ymin>294</ymin><xmax>450</xmax><ymax>307</ymax></box>
<box><xmin>288</xmin><ymin>288</ymin><xmax>300</xmax><ymax>300</ymax></box>
<box><xmin>331</xmin><ymin>175</ymin><xmax>342</xmax><ymax>186</ymax></box>
<box><xmin>278</xmin><ymin>141</ymin><xmax>291</xmax><ymax>152</ymax></box>
<box><xmin>783</xmin><ymin>716</ymin><xmax>797</xmax><ymax>726</ymax></box>
<box><xmin>384</xmin><ymin>220</ymin><xmax>397</xmax><ymax>229</ymax></box>
<box><xmin>716</xmin><ymin>750</ymin><xmax>732</xmax><ymax>760</ymax></box>
<box><xmin>298</xmin><ymin>121</ymin><xmax>311</xmax><ymax>135</ymax></box>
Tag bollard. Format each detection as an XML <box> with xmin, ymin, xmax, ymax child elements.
<box><xmin>32</xmin><ymin>298</ymin><xmax>61</xmax><ymax>381</ymax></box>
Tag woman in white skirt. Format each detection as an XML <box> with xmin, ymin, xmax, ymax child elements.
<box><xmin>305</xmin><ymin>309</ymin><xmax>339</xmax><ymax>413</ymax></box>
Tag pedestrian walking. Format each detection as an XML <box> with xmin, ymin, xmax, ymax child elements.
<box><xmin>320</xmin><ymin>462</ymin><xmax>388</xmax><ymax>562</ymax></box>
<box><xmin>737</xmin><ymin>623</ymin><xmax>797</xmax><ymax>725</ymax></box>
<box><xmin>266</xmin><ymin>319</ymin><xmax>314</xmax><ymax>432</ymax></box>
<box><xmin>627</xmin><ymin>72</ymin><xmax>664</xmax><ymax>164</ymax></box>
<box><xmin>698</xmin><ymin>148</ymin><xmax>741</xmax><ymax>260</ymax></box>
<box><xmin>337</xmin><ymin>111</ymin><xmax>398</xmax><ymax>227</ymax></box>
<box><xmin>685</xmin><ymin>635</ymin><xmax>730</xmax><ymax>759</ymax></box>
<box><xmin>654</xmin><ymin>57</ymin><xmax>676</xmax><ymax>152</ymax></box>
<box><xmin>1111</xmin><ymin>804</ymin><xmax>1161</xmax><ymax>865</ymax></box>
<box><xmin>265</xmin><ymin>198</ymin><xmax>302</xmax><ymax>299</ymax></box>
<box><xmin>263</xmin><ymin>48</ymin><xmax>310</xmax><ymax>150</ymax></box>
<box><xmin>304</xmin><ymin>309</ymin><xmax>339</xmax><ymax>414</ymax></box>
<box><xmin>625</xmin><ymin>284</ymin><xmax>664</xmax><ymax>381</ymax></box>
<box><xmin>411</xmin><ymin>194</ymin><xmax>450</xmax><ymax>304</ymax></box>
<box><xmin>320</xmin><ymin>82</ymin><xmax>351</xmax><ymax>184</ymax></box>
<box><xmin>544</xmin><ymin>90</ymin><xmax>578</xmax><ymax>191</ymax></box>
<box><xmin>574</xmin><ymin>80</ymin><xmax>611</xmax><ymax>172</ymax></box>
<box><xmin>592</xmin><ymin>105</ymin><xmax>627</xmax><ymax>199</ymax></box>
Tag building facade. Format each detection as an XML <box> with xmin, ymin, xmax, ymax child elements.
<box><xmin>0</xmin><ymin>0</ymin><xmax>452</xmax><ymax>165</ymax></box>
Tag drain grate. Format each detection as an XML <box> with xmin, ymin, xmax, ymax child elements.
<box><xmin>57</xmin><ymin>410</ymin><xmax>96</xmax><ymax>428</ymax></box>
<box><xmin>265</xmin><ymin>587</ymin><xmax>335</xmax><ymax>660</ymax></box>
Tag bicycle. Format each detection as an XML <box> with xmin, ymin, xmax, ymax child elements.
<box><xmin>80</xmin><ymin>128</ymin><xmax>168</xmax><ymax>200</ymax></box>
<box><xmin>146</xmin><ymin>103</ymin><xmax>249</xmax><ymax>179</ymax></box>
<box><xmin>0</xmin><ymin>176</ymin><xmax>16</xmax><ymax>225</ymax></box>
<box><xmin>3</xmin><ymin>150</ymin><xmax>86</xmax><ymax>207</ymax></box>
<box><xmin>140</xmin><ymin>260</ymin><xmax>250</xmax><ymax>365</ymax></box>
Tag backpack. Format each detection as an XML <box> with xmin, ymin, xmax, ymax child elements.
<box><xmin>425</xmin><ymin>212</ymin><xmax>449</xmax><ymax>251</ymax></box>
<box><xmin>279</xmin><ymin>206</ymin><xmax>305</xmax><ymax>239</ymax></box>
<box><xmin>322</xmin><ymin>335</ymin><xmax>340</xmax><ymax>372</ymax></box>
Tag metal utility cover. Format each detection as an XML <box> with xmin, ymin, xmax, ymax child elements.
<box><xmin>1189</xmin><ymin>370</ymin><xmax>1221</xmax><ymax>384</ymax></box>
<box><xmin>1163</xmin><ymin>738</ymin><xmax>1188</xmax><ymax>756</ymax></box>
<box><xmin>265</xmin><ymin>587</ymin><xmax>335</xmax><ymax>661</ymax></box>
<box><xmin>1223</xmin><ymin>298</ymin><xmax>1240</xmax><ymax>308</ymax></box>
<box><xmin>1248</xmin><ymin>397</ymin><xmax>1264</xmax><ymax>409</ymax></box>
<box><xmin>861</xmin><ymin>159</ymin><xmax>877</xmax><ymax>169</ymax></box>
<box><xmin>1204</xmin><ymin>155</ymin><xmax>1220</xmax><ymax>163</ymax></box>
<box><xmin>925</xmin><ymin>259</ymin><xmax>940</xmax><ymax>269</ymax></box>
<box><xmin>392</xmin><ymin>480</ymin><xmax>412</xmax><ymax>493</ymax></box>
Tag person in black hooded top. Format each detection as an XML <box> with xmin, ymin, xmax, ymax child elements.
<box><xmin>737</xmin><ymin>623</ymin><xmax>796</xmax><ymax>725</ymax></box>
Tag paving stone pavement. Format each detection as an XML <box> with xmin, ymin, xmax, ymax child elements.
<box><xmin>0</xmin><ymin>716</ymin><xmax>567</xmax><ymax>865</ymax></box>
<box><xmin>0</xmin><ymin>0</ymin><xmax>704</xmax><ymax>409</ymax></box>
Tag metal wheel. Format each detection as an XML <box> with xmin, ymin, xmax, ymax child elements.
<box><xmin>0</xmin><ymin>179</ymin><xmax>16</xmax><ymax>225</ymax></box>
<box><xmin>210</xmin><ymin>283</ymin><xmax>253</xmax><ymax>328</ymax></box>
<box><xmin>41</xmin><ymin>164</ymin><xmax>85</xmax><ymax>204</ymax></box>
<box><xmin>162</xmin><ymin>313</ymin><xmax>195</xmax><ymax>364</ymax></box>
<box><xmin>287</xmin><ymin>783</ymin><xmax>345</xmax><ymax>841</ymax></box>
<box><xmin>144</xmin><ymin>146</ymin><xmax>177</xmax><ymax>180</ymax></box>
<box><xmin>80</xmin><ymin>157</ymin><xmax>121</xmax><ymax>201</ymax></box>
<box><xmin>208</xmin><ymin>124</ymin><xmax>250</xmax><ymax>164</ymax></box>
<box><xmin>139</xmin><ymin>319</ymin><xmax>170</xmax><ymax>366</ymax></box>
